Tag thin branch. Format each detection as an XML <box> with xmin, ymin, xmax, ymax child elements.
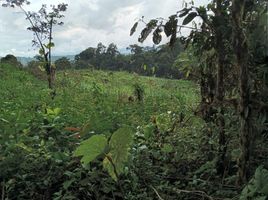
<box><xmin>177</xmin><ymin>24</ymin><xmax>202</xmax><ymax>31</ymax></box>
<box><xmin>18</xmin><ymin>5</ymin><xmax>46</xmax><ymax>57</ymax></box>
<box><xmin>150</xmin><ymin>185</ymin><xmax>165</xmax><ymax>200</ymax></box>
<box><xmin>140</xmin><ymin>17</ymin><xmax>202</xmax><ymax>31</ymax></box>
<box><xmin>48</xmin><ymin>18</ymin><xmax>53</xmax><ymax>67</ymax></box>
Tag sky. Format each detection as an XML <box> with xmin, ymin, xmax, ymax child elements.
<box><xmin>0</xmin><ymin>0</ymin><xmax>208</xmax><ymax>57</ymax></box>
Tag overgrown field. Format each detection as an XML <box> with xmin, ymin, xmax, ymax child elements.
<box><xmin>1</xmin><ymin>63</ymin><xmax>267</xmax><ymax>200</ymax></box>
<box><xmin>0</xmin><ymin>63</ymin><xmax>207</xmax><ymax>199</ymax></box>
<box><xmin>0</xmin><ymin>63</ymin><xmax>200</xmax><ymax>133</ymax></box>
<box><xmin>2</xmin><ymin>63</ymin><xmax>266</xmax><ymax>200</ymax></box>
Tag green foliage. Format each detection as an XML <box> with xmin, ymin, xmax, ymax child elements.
<box><xmin>133</xmin><ymin>83</ymin><xmax>145</xmax><ymax>102</ymax></box>
<box><xmin>0</xmin><ymin>101</ymin><xmax>76</xmax><ymax>199</ymax></box>
<box><xmin>1</xmin><ymin>51</ymin><xmax>254</xmax><ymax>199</ymax></box>
<box><xmin>0</xmin><ymin>54</ymin><xmax>23</xmax><ymax>67</ymax></box>
<box><xmin>4</xmin><ymin>0</ymin><xmax>268</xmax><ymax>199</ymax></box>
<box><xmin>74</xmin><ymin>41</ymin><xmax>183</xmax><ymax>78</ymax></box>
<box><xmin>240</xmin><ymin>166</ymin><xmax>268</xmax><ymax>200</ymax></box>
<box><xmin>74</xmin><ymin>134</ymin><xmax>107</xmax><ymax>164</ymax></box>
<box><xmin>130</xmin><ymin>22</ymin><xmax>138</xmax><ymax>36</ymax></box>
<box><xmin>182</xmin><ymin>12</ymin><xmax>198</xmax><ymax>25</ymax></box>
<box><xmin>55</xmin><ymin>57</ymin><xmax>72</xmax><ymax>70</ymax></box>
<box><xmin>152</xmin><ymin>27</ymin><xmax>162</xmax><ymax>45</ymax></box>
<box><xmin>74</xmin><ymin>127</ymin><xmax>134</xmax><ymax>181</ymax></box>
<box><xmin>104</xmin><ymin>127</ymin><xmax>134</xmax><ymax>180</ymax></box>
<box><xmin>138</xmin><ymin>19</ymin><xmax>158</xmax><ymax>43</ymax></box>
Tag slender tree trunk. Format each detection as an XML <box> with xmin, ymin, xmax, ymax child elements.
<box><xmin>232</xmin><ymin>0</ymin><xmax>252</xmax><ymax>185</ymax></box>
<box><xmin>48</xmin><ymin>18</ymin><xmax>56</xmax><ymax>98</ymax></box>
<box><xmin>199</xmin><ymin>65</ymin><xmax>216</xmax><ymax>161</ymax></box>
<box><xmin>215</xmin><ymin>0</ymin><xmax>227</xmax><ymax>176</ymax></box>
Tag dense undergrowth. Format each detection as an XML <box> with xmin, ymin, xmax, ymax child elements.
<box><xmin>0</xmin><ymin>63</ymin><xmax>267</xmax><ymax>199</ymax></box>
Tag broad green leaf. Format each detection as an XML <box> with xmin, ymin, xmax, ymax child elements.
<box><xmin>138</xmin><ymin>27</ymin><xmax>153</xmax><ymax>43</ymax></box>
<box><xmin>143</xmin><ymin>123</ymin><xmax>155</xmax><ymax>139</ymax></box>
<box><xmin>143</xmin><ymin>64</ymin><xmax>147</xmax><ymax>71</ymax></box>
<box><xmin>53</xmin><ymin>107</ymin><xmax>61</xmax><ymax>115</ymax></box>
<box><xmin>63</xmin><ymin>179</ymin><xmax>75</xmax><ymax>190</ymax></box>
<box><xmin>240</xmin><ymin>166</ymin><xmax>268</xmax><ymax>200</ymax></box>
<box><xmin>138</xmin><ymin>19</ymin><xmax>158</xmax><ymax>43</ymax></box>
<box><xmin>103</xmin><ymin>127</ymin><xmax>134</xmax><ymax>181</ymax></box>
<box><xmin>46</xmin><ymin>107</ymin><xmax>61</xmax><ymax>116</ymax></box>
<box><xmin>46</xmin><ymin>42</ymin><xmax>55</xmax><ymax>48</ymax></box>
<box><xmin>39</xmin><ymin>48</ymin><xmax>45</xmax><ymax>55</ymax></box>
<box><xmin>164</xmin><ymin>15</ymin><xmax>177</xmax><ymax>37</ymax></box>
<box><xmin>182</xmin><ymin>12</ymin><xmax>198</xmax><ymax>25</ymax></box>
<box><xmin>74</xmin><ymin>134</ymin><xmax>107</xmax><ymax>164</ymax></box>
<box><xmin>153</xmin><ymin>27</ymin><xmax>162</xmax><ymax>45</ymax></box>
<box><xmin>256</xmin><ymin>167</ymin><xmax>268</xmax><ymax>194</ymax></box>
<box><xmin>130</xmin><ymin>22</ymin><xmax>138</xmax><ymax>36</ymax></box>
<box><xmin>103</xmin><ymin>153</ymin><xmax>117</xmax><ymax>180</ymax></box>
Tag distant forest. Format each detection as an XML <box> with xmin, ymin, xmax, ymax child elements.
<box><xmin>19</xmin><ymin>41</ymin><xmax>184</xmax><ymax>79</ymax></box>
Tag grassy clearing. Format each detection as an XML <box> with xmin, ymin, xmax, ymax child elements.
<box><xmin>0</xmin><ymin>64</ymin><xmax>208</xmax><ymax>199</ymax></box>
<box><xmin>0</xmin><ymin>64</ymin><xmax>200</xmax><ymax>134</ymax></box>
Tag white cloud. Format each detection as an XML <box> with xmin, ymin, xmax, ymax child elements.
<box><xmin>0</xmin><ymin>0</ymin><xmax>209</xmax><ymax>57</ymax></box>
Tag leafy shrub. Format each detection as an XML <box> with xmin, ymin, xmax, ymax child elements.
<box><xmin>74</xmin><ymin>127</ymin><xmax>134</xmax><ymax>181</ymax></box>
<box><xmin>240</xmin><ymin>166</ymin><xmax>268</xmax><ymax>200</ymax></box>
<box><xmin>0</xmin><ymin>54</ymin><xmax>23</xmax><ymax>68</ymax></box>
<box><xmin>133</xmin><ymin>83</ymin><xmax>144</xmax><ymax>102</ymax></box>
<box><xmin>0</xmin><ymin>108</ymin><xmax>77</xmax><ymax>199</ymax></box>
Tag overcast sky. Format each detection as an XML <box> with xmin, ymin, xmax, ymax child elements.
<box><xmin>0</xmin><ymin>0</ymin><xmax>208</xmax><ymax>57</ymax></box>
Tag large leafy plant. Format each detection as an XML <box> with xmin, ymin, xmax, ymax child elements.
<box><xmin>74</xmin><ymin>127</ymin><xmax>134</xmax><ymax>181</ymax></box>
<box><xmin>240</xmin><ymin>166</ymin><xmax>268</xmax><ymax>200</ymax></box>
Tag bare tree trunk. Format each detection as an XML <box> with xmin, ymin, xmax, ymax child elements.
<box><xmin>232</xmin><ymin>0</ymin><xmax>252</xmax><ymax>185</ymax></box>
<box><xmin>215</xmin><ymin>0</ymin><xmax>227</xmax><ymax>176</ymax></box>
<box><xmin>48</xmin><ymin>18</ymin><xmax>56</xmax><ymax>99</ymax></box>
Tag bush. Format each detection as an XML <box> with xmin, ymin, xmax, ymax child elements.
<box><xmin>55</xmin><ymin>57</ymin><xmax>72</xmax><ymax>70</ymax></box>
<box><xmin>27</xmin><ymin>60</ymin><xmax>47</xmax><ymax>80</ymax></box>
<box><xmin>0</xmin><ymin>54</ymin><xmax>23</xmax><ymax>68</ymax></box>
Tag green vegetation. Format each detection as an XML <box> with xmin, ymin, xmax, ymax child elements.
<box><xmin>0</xmin><ymin>62</ymin><xmax>205</xmax><ymax>199</ymax></box>
<box><xmin>0</xmin><ymin>0</ymin><xmax>267</xmax><ymax>199</ymax></box>
<box><xmin>71</xmin><ymin>42</ymin><xmax>183</xmax><ymax>79</ymax></box>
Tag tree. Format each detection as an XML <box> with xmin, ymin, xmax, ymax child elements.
<box><xmin>0</xmin><ymin>54</ymin><xmax>23</xmax><ymax>67</ymax></box>
<box><xmin>131</xmin><ymin>0</ymin><xmax>267</xmax><ymax>184</ymax></box>
<box><xmin>1</xmin><ymin>0</ymin><xmax>30</xmax><ymax>7</ymax></box>
<box><xmin>1</xmin><ymin>0</ymin><xmax>68</xmax><ymax>97</ymax></box>
<box><xmin>105</xmin><ymin>43</ymin><xmax>119</xmax><ymax>70</ymax></box>
<box><xmin>231</xmin><ymin>0</ymin><xmax>251</xmax><ymax>185</ymax></box>
<box><xmin>95</xmin><ymin>42</ymin><xmax>106</xmax><ymax>69</ymax></box>
<box><xmin>54</xmin><ymin>57</ymin><xmax>72</xmax><ymax>71</ymax></box>
<box><xmin>75</xmin><ymin>47</ymin><xmax>97</xmax><ymax>69</ymax></box>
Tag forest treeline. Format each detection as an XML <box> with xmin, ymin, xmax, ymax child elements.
<box><xmin>24</xmin><ymin>41</ymin><xmax>184</xmax><ymax>79</ymax></box>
